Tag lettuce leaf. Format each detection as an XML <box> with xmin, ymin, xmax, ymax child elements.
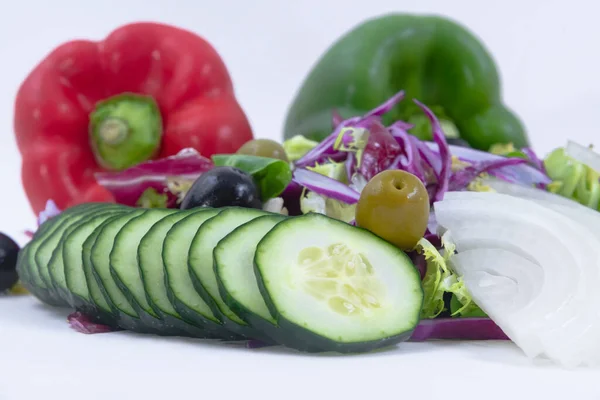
<box><xmin>283</xmin><ymin>135</ymin><xmax>319</xmax><ymax>162</ymax></box>
<box><xmin>300</xmin><ymin>191</ymin><xmax>356</xmax><ymax>223</ymax></box>
<box><xmin>416</xmin><ymin>234</ymin><xmax>485</xmax><ymax>319</ymax></box>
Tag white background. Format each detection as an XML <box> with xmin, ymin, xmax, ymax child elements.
<box><xmin>1</xmin><ymin>1</ymin><xmax>600</xmax><ymax>399</ymax></box>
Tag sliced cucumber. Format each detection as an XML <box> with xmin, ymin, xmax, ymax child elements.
<box><xmin>50</xmin><ymin>205</ymin><xmax>127</xmax><ymax>303</ymax></box>
<box><xmin>90</xmin><ymin>209</ymin><xmax>149</xmax><ymax>332</ymax></box>
<box><xmin>162</xmin><ymin>209</ymin><xmax>235</xmax><ymax>339</ymax></box>
<box><xmin>16</xmin><ymin>246</ymin><xmax>40</xmax><ymax>300</ymax></box>
<box><xmin>110</xmin><ymin>208</ymin><xmax>180</xmax><ymax>333</ymax></box>
<box><xmin>82</xmin><ymin>217</ymin><xmax>123</xmax><ymax>325</ymax></box>
<box><xmin>254</xmin><ymin>213</ymin><xmax>423</xmax><ymax>353</ymax></box>
<box><xmin>63</xmin><ymin>208</ymin><xmax>131</xmax><ymax>314</ymax></box>
<box><xmin>138</xmin><ymin>209</ymin><xmax>214</xmax><ymax>338</ymax></box>
<box><xmin>31</xmin><ymin>203</ymin><xmax>106</xmax><ymax>306</ymax></box>
<box><xmin>188</xmin><ymin>207</ymin><xmax>269</xmax><ymax>339</ymax></box>
<box><xmin>214</xmin><ymin>215</ymin><xmax>289</xmax><ymax>341</ymax></box>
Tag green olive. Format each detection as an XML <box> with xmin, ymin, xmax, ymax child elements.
<box><xmin>236</xmin><ymin>139</ymin><xmax>289</xmax><ymax>162</ymax></box>
<box><xmin>355</xmin><ymin>170</ymin><xmax>430</xmax><ymax>251</ymax></box>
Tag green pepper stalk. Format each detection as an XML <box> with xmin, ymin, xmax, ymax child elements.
<box><xmin>89</xmin><ymin>93</ymin><xmax>163</xmax><ymax>171</ymax></box>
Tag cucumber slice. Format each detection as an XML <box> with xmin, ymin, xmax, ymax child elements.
<box><xmin>63</xmin><ymin>208</ymin><xmax>131</xmax><ymax>314</ymax></box>
<box><xmin>162</xmin><ymin>209</ymin><xmax>235</xmax><ymax>339</ymax></box>
<box><xmin>138</xmin><ymin>209</ymin><xmax>215</xmax><ymax>338</ymax></box>
<box><xmin>214</xmin><ymin>215</ymin><xmax>295</xmax><ymax>343</ymax></box>
<box><xmin>110</xmin><ymin>208</ymin><xmax>181</xmax><ymax>333</ymax></box>
<box><xmin>50</xmin><ymin>205</ymin><xmax>127</xmax><ymax>303</ymax></box>
<box><xmin>188</xmin><ymin>207</ymin><xmax>269</xmax><ymax>339</ymax></box>
<box><xmin>16</xmin><ymin>246</ymin><xmax>39</xmax><ymax>300</ymax></box>
<box><xmin>90</xmin><ymin>209</ymin><xmax>149</xmax><ymax>332</ymax></box>
<box><xmin>31</xmin><ymin>203</ymin><xmax>107</xmax><ymax>306</ymax></box>
<box><xmin>254</xmin><ymin>213</ymin><xmax>423</xmax><ymax>353</ymax></box>
<box><xmin>82</xmin><ymin>217</ymin><xmax>123</xmax><ymax>325</ymax></box>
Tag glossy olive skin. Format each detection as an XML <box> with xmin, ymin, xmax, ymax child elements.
<box><xmin>0</xmin><ymin>233</ymin><xmax>20</xmax><ymax>292</ymax></box>
<box><xmin>180</xmin><ymin>166</ymin><xmax>262</xmax><ymax>210</ymax></box>
<box><xmin>236</xmin><ymin>139</ymin><xmax>289</xmax><ymax>162</ymax></box>
<box><xmin>355</xmin><ymin>170</ymin><xmax>430</xmax><ymax>251</ymax></box>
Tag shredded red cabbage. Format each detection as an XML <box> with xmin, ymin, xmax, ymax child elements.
<box><xmin>448</xmin><ymin>158</ymin><xmax>528</xmax><ymax>192</ymax></box>
<box><xmin>364</xmin><ymin>90</ymin><xmax>405</xmax><ymax>118</ymax></box>
<box><xmin>296</xmin><ymin>90</ymin><xmax>407</xmax><ymax>169</ymax></box>
<box><xmin>292</xmin><ymin>169</ymin><xmax>360</xmax><ymax>204</ymax></box>
<box><xmin>425</xmin><ymin>142</ymin><xmax>551</xmax><ymax>186</ymax></box>
<box><xmin>67</xmin><ymin>312</ymin><xmax>119</xmax><ymax>334</ymax></box>
<box><xmin>414</xmin><ymin>100</ymin><xmax>451</xmax><ymax>202</ymax></box>
<box><xmin>522</xmin><ymin>147</ymin><xmax>546</xmax><ymax>173</ymax></box>
<box><xmin>295</xmin><ymin>133</ymin><xmax>341</xmax><ymax>168</ymax></box>
<box><xmin>408</xmin><ymin>251</ymin><xmax>427</xmax><ymax>279</ymax></box>
<box><xmin>95</xmin><ymin>148</ymin><xmax>213</xmax><ymax>207</ymax></box>
<box><xmin>389</xmin><ymin>127</ymin><xmax>426</xmax><ymax>182</ymax></box>
<box><xmin>410</xmin><ymin>318</ymin><xmax>509</xmax><ymax>341</ymax></box>
<box><xmin>358</xmin><ymin>120</ymin><xmax>401</xmax><ymax>180</ymax></box>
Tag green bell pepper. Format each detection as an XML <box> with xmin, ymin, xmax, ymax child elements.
<box><xmin>283</xmin><ymin>14</ymin><xmax>530</xmax><ymax>151</ymax></box>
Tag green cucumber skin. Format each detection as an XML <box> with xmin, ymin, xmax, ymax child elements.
<box><xmin>164</xmin><ymin>287</ymin><xmax>238</xmax><ymax>340</ymax></box>
<box><xmin>24</xmin><ymin>203</ymin><xmax>107</xmax><ymax>307</ymax></box>
<box><xmin>162</xmin><ymin>211</ymin><xmax>241</xmax><ymax>341</ymax></box>
<box><xmin>214</xmin><ymin>264</ymin><xmax>283</xmax><ymax>345</ymax></box>
<box><xmin>16</xmin><ymin>247</ymin><xmax>53</xmax><ymax>304</ymax></box>
<box><xmin>36</xmin><ymin>204</ymin><xmax>108</xmax><ymax>302</ymax></box>
<box><xmin>187</xmin><ymin>208</ymin><xmax>271</xmax><ymax>340</ymax></box>
<box><xmin>111</xmin><ymin>268</ymin><xmax>186</xmax><ymax>336</ymax></box>
<box><xmin>109</xmin><ymin>209</ymin><xmax>183</xmax><ymax>335</ymax></box>
<box><xmin>90</xmin><ymin>210</ymin><xmax>158</xmax><ymax>333</ymax></box>
<box><xmin>45</xmin><ymin>204</ymin><xmax>119</xmax><ymax>304</ymax></box>
<box><xmin>138</xmin><ymin>209</ymin><xmax>221</xmax><ymax>339</ymax></box>
<box><xmin>52</xmin><ymin>206</ymin><xmax>129</xmax><ymax>305</ymax></box>
<box><xmin>64</xmin><ymin>209</ymin><xmax>132</xmax><ymax>324</ymax></box>
<box><xmin>81</xmin><ymin>219</ymin><xmax>123</xmax><ymax>327</ymax></box>
<box><xmin>186</xmin><ymin>265</ymin><xmax>251</xmax><ymax>340</ymax></box>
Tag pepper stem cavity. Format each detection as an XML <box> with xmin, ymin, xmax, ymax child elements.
<box><xmin>98</xmin><ymin>118</ymin><xmax>129</xmax><ymax>145</ymax></box>
<box><xmin>89</xmin><ymin>93</ymin><xmax>163</xmax><ymax>171</ymax></box>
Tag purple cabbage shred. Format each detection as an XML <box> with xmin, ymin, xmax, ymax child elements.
<box><xmin>67</xmin><ymin>312</ymin><xmax>119</xmax><ymax>335</ymax></box>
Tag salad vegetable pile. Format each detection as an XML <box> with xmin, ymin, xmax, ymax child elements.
<box><xmin>5</xmin><ymin>13</ymin><xmax>600</xmax><ymax>368</ymax></box>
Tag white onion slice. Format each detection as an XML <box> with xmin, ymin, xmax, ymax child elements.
<box><xmin>476</xmin><ymin>178</ymin><xmax>600</xmax><ymax>364</ymax></box>
<box><xmin>434</xmin><ymin>192</ymin><xmax>600</xmax><ymax>367</ymax></box>
<box><xmin>565</xmin><ymin>140</ymin><xmax>600</xmax><ymax>173</ymax></box>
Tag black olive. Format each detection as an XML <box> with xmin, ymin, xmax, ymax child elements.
<box><xmin>0</xmin><ymin>233</ymin><xmax>20</xmax><ymax>292</ymax></box>
<box><xmin>180</xmin><ymin>166</ymin><xmax>262</xmax><ymax>210</ymax></box>
<box><xmin>446</xmin><ymin>137</ymin><xmax>471</xmax><ymax>148</ymax></box>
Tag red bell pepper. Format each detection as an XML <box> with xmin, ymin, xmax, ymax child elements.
<box><xmin>14</xmin><ymin>22</ymin><xmax>253</xmax><ymax>215</ymax></box>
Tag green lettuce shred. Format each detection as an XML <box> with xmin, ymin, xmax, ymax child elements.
<box><xmin>300</xmin><ymin>191</ymin><xmax>356</xmax><ymax>223</ymax></box>
<box><xmin>136</xmin><ymin>188</ymin><xmax>168</xmax><ymax>208</ymax></box>
<box><xmin>282</xmin><ymin>135</ymin><xmax>319</xmax><ymax>162</ymax></box>
<box><xmin>306</xmin><ymin>161</ymin><xmax>348</xmax><ymax>183</ymax></box>
<box><xmin>333</xmin><ymin>127</ymin><xmax>369</xmax><ymax>167</ymax></box>
<box><xmin>416</xmin><ymin>234</ymin><xmax>485</xmax><ymax>319</ymax></box>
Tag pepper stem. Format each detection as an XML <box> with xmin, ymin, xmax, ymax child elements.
<box><xmin>89</xmin><ymin>93</ymin><xmax>163</xmax><ymax>171</ymax></box>
<box><xmin>98</xmin><ymin>118</ymin><xmax>129</xmax><ymax>146</ymax></box>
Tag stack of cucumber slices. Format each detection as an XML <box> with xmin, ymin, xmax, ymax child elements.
<box><xmin>17</xmin><ymin>203</ymin><xmax>424</xmax><ymax>353</ymax></box>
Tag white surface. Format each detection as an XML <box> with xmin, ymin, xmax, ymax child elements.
<box><xmin>1</xmin><ymin>0</ymin><xmax>600</xmax><ymax>398</ymax></box>
<box><xmin>2</xmin><ymin>296</ymin><xmax>600</xmax><ymax>400</ymax></box>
